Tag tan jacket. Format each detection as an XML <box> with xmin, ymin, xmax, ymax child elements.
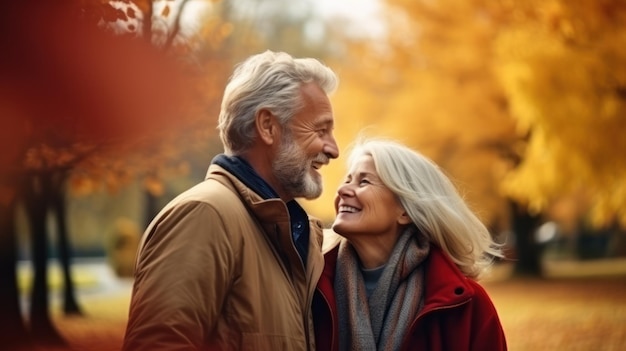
<box><xmin>122</xmin><ymin>164</ymin><xmax>325</xmax><ymax>351</ymax></box>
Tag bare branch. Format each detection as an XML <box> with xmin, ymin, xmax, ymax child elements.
<box><xmin>163</xmin><ymin>0</ymin><xmax>191</xmax><ymax>52</ymax></box>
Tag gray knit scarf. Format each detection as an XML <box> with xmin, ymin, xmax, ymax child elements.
<box><xmin>335</xmin><ymin>226</ymin><xmax>431</xmax><ymax>351</ymax></box>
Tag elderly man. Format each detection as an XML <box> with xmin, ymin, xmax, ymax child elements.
<box><xmin>122</xmin><ymin>50</ymin><xmax>340</xmax><ymax>351</ymax></box>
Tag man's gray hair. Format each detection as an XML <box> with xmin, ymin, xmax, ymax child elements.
<box><xmin>217</xmin><ymin>50</ymin><xmax>338</xmax><ymax>155</ymax></box>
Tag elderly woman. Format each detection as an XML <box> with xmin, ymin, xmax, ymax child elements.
<box><xmin>313</xmin><ymin>139</ymin><xmax>507</xmax><ymax>351</ymax></box>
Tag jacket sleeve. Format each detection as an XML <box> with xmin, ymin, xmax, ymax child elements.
<box><xmin>470</xmin><ymin>283</ymin><xmax>508</xmax><ymax>351</ymax></box>
<box><xmin>122</xmin><ymin>201</ymin><xmax>236</xmax><ymax>351</ymax></box>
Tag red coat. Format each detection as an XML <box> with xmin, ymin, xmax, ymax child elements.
<box><xmin>313</xmin><ymin>245</ymin><xmax>507</xmax><ymax>351</ymax></box>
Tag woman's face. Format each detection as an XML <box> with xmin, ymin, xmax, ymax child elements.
<box><xmin>332</xmin><ymin>154</ymin><xmax>410</xmax><ymax>240</ymax></box>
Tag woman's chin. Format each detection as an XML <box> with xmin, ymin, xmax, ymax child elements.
<box><xmin>331</xmin><ymin>221</ymin><xmax>351</xmax><ymax>236</ymax></box>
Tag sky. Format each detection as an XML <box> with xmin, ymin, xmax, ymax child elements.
<box><xmin>109</xmin><ymin>0</ymin><xmax>386</xmax><ymax>46</ymax></box>
<box><xmin>312</xmin><ymin>0</ymin><xmax>385</xmax><ymax>39</ymax></box>
<box><xmin>166</xmin><ymin>0</ymin><xmax>387</xmax><ymax>41</ymax></box>
<box><xmin>314</xmin><ymin>0</ymin><xmax>381</xmax><ymax>22</ymax></box>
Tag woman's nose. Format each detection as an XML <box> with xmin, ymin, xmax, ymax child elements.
<box><xmin>337</xmin><ymin>183</ymin><xmax>354</xmax><ymax>197</ymax></box>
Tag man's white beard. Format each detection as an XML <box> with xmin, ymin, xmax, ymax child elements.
<box><xmin>273</xmin><ymin>137</ymin><xmax>323</xmax><ymax>199</ymax></box>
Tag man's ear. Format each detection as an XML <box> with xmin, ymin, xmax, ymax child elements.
<box><xmin>256</xmin><ymin>109</ymin><xmax>278</xmax><ymax>146</ymax></box>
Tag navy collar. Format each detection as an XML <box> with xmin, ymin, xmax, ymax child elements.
<box><xmin>211</xmin><ymin>154</ymin><xmax>279</xmax><ymax>200</ymax></box>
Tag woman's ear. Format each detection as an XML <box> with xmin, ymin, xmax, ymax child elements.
<box><xmin>256</xmin><ymin>109</ymin><xmax>277</xmax><ymax>146</ymax></box>
<box><xmin>397</xmin><ymin>212</ymin><xmax>412</xmax><ymax>225</ymax></box>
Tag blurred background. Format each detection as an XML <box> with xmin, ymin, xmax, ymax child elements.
<box><xmin>1</xmin><ymin>0</ymin><xmax>625</xmax><ymax>350</ymax></box>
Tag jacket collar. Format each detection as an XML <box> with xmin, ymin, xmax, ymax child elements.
<box><xmin>209</xmin><ymin>155</ymin><xmax>315</xmax><ymax>253</ymax></box>
<box><xmin>421</xmin><ymin>246</ymin><xmax>474</xmax><ymax>311</ymax></box>
<box><xmin>316</xmin><ymin>235</ymin><xmax>476</xmax><ymax>351</ymax></box>
<box><xmin>210</xmin><ymin>154</ymin><xmax>278</xmax><ymax>199</ymax></box>
<box><xmin>206</xmin><ymin>163</ymin><xmax>325</xmax><ymax>296</ymax></box>
<box><xmin>206</xmin><ymin>163</ymin><xmax>322</xmax><ymax>244</ymax></box>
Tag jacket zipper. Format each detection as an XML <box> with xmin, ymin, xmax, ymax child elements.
<box><xmin>318</xmin><ymin>289</ymin><xmax>336</xmax><ymax>351</ymax></box>
<box><xmin>302</xmin><ymin>281</ymin><xmax>312</xmax><ymax>351</ymax></box>
<box><xmin>301</xmin><ymin>224</ymin><xmax>320</xmax><ymax>350</ymax></box>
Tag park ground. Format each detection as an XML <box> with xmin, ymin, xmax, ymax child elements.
<box><xmin>18</xmin><ymin>258</ymin><xmax>626</xmax><ymax>351</ymax></box>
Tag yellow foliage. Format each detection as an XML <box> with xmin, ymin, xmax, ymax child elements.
<box><xmin>308</xmin><ymin>0</ymin><xmax>626</xmax><ymax>230</ymax></box>
<box><xmin>496</xmin><ymin>0</ymin><xmax>626</xmax><ymax>226</ymax></box>
<box><xmin>305</xmin><ymin>0</ymin><xmax>519</xmax><ymax>229</ymax></box>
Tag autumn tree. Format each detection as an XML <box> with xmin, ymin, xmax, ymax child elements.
<box><xmin>83</xmin><ymin>0</ymin><xmax>233</xmax><ymax>225</ymax></box>
<box><xmin>320</xmin><ymin>0</ymin><xmax>626</xmax><ymax>276</ymax></box>
<box><xmin>495</xmin><ymin>0</ymin><xmax>626</xmax><ymax>229</ymax></box>
<box><xmin>310</xmin><ymin>1</ymin><xmax>520</xmax><ymax>233</ymax></box>
<box><xmin>0</xmin><ymin>0</ymin><xmax>230</xmax><ymax>347</ymax></box>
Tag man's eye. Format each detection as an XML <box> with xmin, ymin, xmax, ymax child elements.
<box><xmin>317</xmin><ymin>128</ymin><xmax>328</xmax><ymax>136</ymax></box>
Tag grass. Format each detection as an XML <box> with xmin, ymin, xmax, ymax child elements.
<box><xmin>484</xmin><ymin>277</ymin><xmax>626</xmax><ymax>351</ymax></box>
<box><xmin>18</xmin><ymin>260</ymin><xmax>626</xmax><ymax>351</ymax></box>
<box><xmin>17</xmin><ymin>265</ymin><xmax>101</xmax><ymax>294</ymax></box>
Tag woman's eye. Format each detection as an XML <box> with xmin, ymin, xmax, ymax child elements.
<box><xmin>359</xmin><ymin>179</ymin><xmax>370</xmax><ymax>185</ymax></box>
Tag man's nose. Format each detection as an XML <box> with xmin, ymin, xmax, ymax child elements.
<box><xmin>324</xmin><ymin>134</ymin><xmax>339</xmax><ymax>159</ymax></box>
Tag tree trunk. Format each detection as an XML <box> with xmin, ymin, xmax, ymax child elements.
<box><xmin>144</xmin><ymin>189</ymin><xmax>160</xmax><ymax>229</ymax></box>
<box><xmin>510</xmin><ymin>199</ymin><xmax>544</xmax><ymax>277</ymax></box>
<box><xmin>23</xmin><ymin>173</ymin><xmax>67</xmax><ymax>346</ymax></box>
<box><xmin>0</xmin><ymin>195</ymin><xmax>31</xmax><ymax>350</ymax></box>
<box><xmin>51</xmin><ymin>173</ymin><xmax>82</xmax><ymax>315</ymax></box>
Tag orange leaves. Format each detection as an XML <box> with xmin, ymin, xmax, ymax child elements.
<box><xmin>143</xmin><ymin>177</ymin><xmax>165</xmax><ymax>196</ymax></box>
<box><xmin>24</xmin><ymin>145</ymin><xmax>80</xmax><ymax>171</ymax></box>
<box><xmin>0</xmin><ymin>0</ymin><xmax>232</xmax><ymax>200</ymax></box>
<box><xmin>161</xmin><ymin>5</ymin><xmax>171</xmax><ymax>18</ymax></box>
<box><xmin>3</xmin><ymin>2</ymin><xmax>188</xmax><ymax>144</ymax></box>
<box><xmin>132</xmin><ymin>0</ymin><xmax>151</xmax><ymax>15</ymax></box>
<box><xmin>0</xmin><ymin>1</ymin><xmax>205</xmax><ymax>200</ymax></box>
<box><xmin>198</xmin><ymin>17</ymin><xmax>234</xmax><ymax>50</ymax></box>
